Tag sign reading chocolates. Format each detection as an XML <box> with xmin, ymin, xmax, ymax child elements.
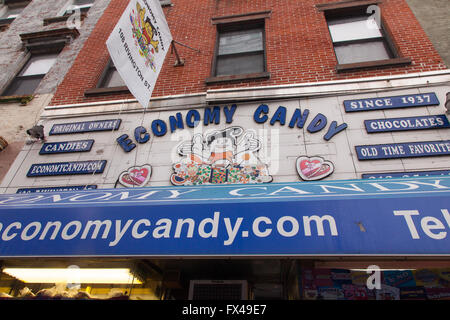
<box><xmin>16</xmin><ymin>185</ymin><xmax>97</xmax><ymax>194</ymax></box>
<box><xmin>365</xmin><ymin>115</ymin><xmax>450</xmax><ymax>133</ymax></box>
<box><xmin>356</xmin><ymin>140</ymin><xmax>450</xmax><ymax>160</ymax></box>
<box><xmin>344</xmin><ymin>92</ymin><xmax>439</xmax><ymax>112</ymax></box>
<box><xmin>49</xmin><ymin>119</ymin><xmax>121</xmax><ymax>135</ymax></box>
<box><xmin>27</xmin><ymin>160</ymin><xmax>107</xmax><ymax>177</ymax></box>
<box><xmin>39</xmin><ymin>140</ymin><xmax>94</xmax><ymax>155</ymax></box>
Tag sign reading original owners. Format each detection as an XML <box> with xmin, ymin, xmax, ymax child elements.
<box><xmin>49</xmin><ymin>119</ymin><xmax>121</xmax><ymax>135</ymax></box>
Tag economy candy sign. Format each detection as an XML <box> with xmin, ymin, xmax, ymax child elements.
<box><xmin>0</xmin><ymin>177</ymin><xmax>449</xmax><ymax>257</ymax></box>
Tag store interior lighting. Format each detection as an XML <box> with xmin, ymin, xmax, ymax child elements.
<box><xmin>1</xmin><ymin>268</ymin><xmax>142</xmax><ymax>284</ymax></box>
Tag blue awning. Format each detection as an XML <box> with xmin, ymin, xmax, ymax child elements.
<box><xmin>0</xmin><ymin>176</ymin><xmax>449</xmax><ymax>257</ymax></box>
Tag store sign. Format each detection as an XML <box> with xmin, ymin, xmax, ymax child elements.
<box><xmin>296</xmin><ymin>156</ymin><xmax>334</xmax><ymax>181</ymax></box>
<box><xmin>27</xmin><ymin>160</ymin><xmax>107</xmax><ymax>177</ymax></box>
<box><xmin>106</xmin><ymin>0</ymin><xmax>172</xmax><ymax>108</ymax></box>
<box><xmin>16</xmin><ymin>185</ymin><xmax>98</xmax><ymax>194</ymax></box>
<box><xmin>49</xmin><ymin>119</ymin><xmax>121</xmax><ymax>135</ymax></box>
<box><xmin>171</xmin><ymin>127</ymin><xmax>272</xmax><ymax>186</ymax></box>
<box><xmin>362</xmin><ymin>170</ymin><xmax>450</xmax><ymax>179</ymax></box>
<box><xmin>0</xmin><ymin>176</ymin><xmax>449</xmax><ymax>257</ymax></box>
<box><xmin>344</xmin><ymin>92</ymin><xmax>439</xmax><ymax>112</ymax></box>
<box><xmin>39</xmin><ymin>140</ymin><xmax>94</xmax><ymax>155</ymax></box>
<box><xmin>355</xmin><ymin>140</ymin><xmax>450</xmax><ymax>160</ymax></box>
<box><xmin>118</xmin><ymin>164</ymin><xmax>152</xmax><ymax>188</ymax></box>
<box><xmin>365</xmin><ymin>115</ymin><xmax>450</xmax><ymax>133</ymax></box>
<box><xmin>117</xmin><ymin>104</ymin><xmax>348</xmax><ymax>152</ymax></box>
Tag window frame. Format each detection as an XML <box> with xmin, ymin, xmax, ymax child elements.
<box><xmin>206</xmin><ymin>11</ymin><xmax>271</xmax><ymax>85</ymax></box>
<box><xmin>84</xmin><ymin>59</ymin><xmax>130</xmax><ymax>97</ymax></box>
<box><xmin>318</xmin><ymin>0</ymin><xmax>411</xmax><ymax>72</ymax></box>
<box><xmin>1</xmin><ymin>52</ymin><xmax>60</xmax><ymax>97</ymax></box>
<box><xmin>0</xmin><ymin>0</ymin><xmax>30</xmax><ymax>30</ymax></box>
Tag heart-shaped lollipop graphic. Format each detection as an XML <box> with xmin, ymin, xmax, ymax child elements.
<box><xmin>296</xmin><ymin>156</ymin><xmax>334</xmax><ymax>181</ymax></box>
<box><xmin>118</xmin><ymin>164</ymin><xmax>152</xmax><ymax>188</ymax></box>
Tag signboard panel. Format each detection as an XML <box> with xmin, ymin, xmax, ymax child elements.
<box><xmin>39</xmin><ymin>140</ymin><xmax>94</xmax><ymax>155</ymax></box>
<box><xmin>362</xmin><ymin>170</ymin><xmax>450</xmax><ymax>179</ymax></box>
<box><xmin>27</xmin><ymin>160</ymin><xmax>107</xmax><ymax>177</ymax></box>
<box><xmin>49</xmin><ymin>119</ymin><xmax>121</xmax><ymax>135</ymax></box>
<box><xmin>355</xmin><ymin>140</ymin><xmax>450</xmax><ymax>160</ymax></box>
<box><xmin>16</xmin><ymin>186</ymin><xmax>98</xmax><ymax>194</ymax></box>
<box><xmin>344</xmin><ymin>93</ymin><xmax>439</xmax><ymax>112</ymax></box>
<box><xmin>365</xmin><ymin>115</ymin><xmax>450</xmax><ymax>133</ymax></box>
<box><xmin>0</xmin><ymin>176</ymin><xmax>449</xmax><ymax>257</ymax></box>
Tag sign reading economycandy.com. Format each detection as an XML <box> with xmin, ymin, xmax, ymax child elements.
<box><xmin>106</xmin><ymin>0</ymin><xmax>172</xmax><ymax>108</ymax></box>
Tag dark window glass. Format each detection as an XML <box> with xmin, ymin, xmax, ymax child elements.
<box><xmin>2</xmin><ymin>54</ymin><xmax>58</xmax><ymax>96</ymax></box>
<box><xmin>99</xmin><ymin>62</ymin><xmax>125</xmax><ymax>88</ymax></box>
<box><xmin>327</xmin><ymin>15</ymin><xmax>393</xmax><ymax>64</ymax></box>
<box><xmin>214</xmin><ymin>25</ymin><xmax>265</xmax><ymax>77</ymax></box>
<box><xmin>65</xmin><ymin>0</ymin><xmax>95</xmax><ymax>14</ymax></box>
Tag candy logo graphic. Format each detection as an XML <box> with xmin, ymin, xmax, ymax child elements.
<box><xmin>296</xmin><ymin>156</ymin><xmax>334</xmax><ymax>181</ymax></box>
<box><xmin>130</xmin><ymin>2</ymin><xmax>159</xmax><ymax>71</ymax></box>
<box><xmin>171</xmin><ymin>127</ymin><xmax>272</xmax><ymax>186</ymax></box>
<box><xmin>118</xmin><ymin>164</ymin><xmax>152</xmax><ymax>188</ymax></box>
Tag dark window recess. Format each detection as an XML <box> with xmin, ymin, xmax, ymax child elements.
<box><xmin>0</xmin><ymin>1</ymin><xmax>30</xmax><ymax>27</ymax></box>
<box><xmin>213</xmin><ymin>24</ymin><xmax>266</xmax><ymax>77</ymax></box>
<box><xmin>328</xmin><ymin>15</ymin><xmax>392</xmax><ymax>64</ymax></box>
<box><xmin>324</xmin><ymin>6</ymin><xmax>411</xmax><ymax>71</ymax></box>
<box><xmin>99</xmin><ymin>62</ymin><xmax>126</xmax><ymax>88</ymax></box>
<box><xmin>159</xmin><ymin>0</ymin><xmax>172</xmax><ymax>7</ymax></box>
<box><xmin>65</xmin><ymin>0</ymin><xmax>95</xmax><ymax>14</ymax></box>
<box><xmin>2</xmin><ymin>53</ymin><xmax>58</xmax><ymax>96</ymax></box>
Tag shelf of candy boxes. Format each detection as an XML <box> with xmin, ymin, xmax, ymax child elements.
<box><xmin>0</xmin><ymin>285</ymin><xmax>131</xmax><ymax>300</ymax></box>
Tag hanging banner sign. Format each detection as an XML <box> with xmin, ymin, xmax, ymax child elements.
<box><xmin>344</xmin><ymin>92</ymin><xmax>439</xmax><ymax>112</ymax></box>
<box><xmin>49</xmin><ymin>119</ymin><xmax>121</xmax><ymax>135</ymax></box>
<box><xmin>356</xmin><ymin>140</ymin><xmax>450</xmax><ymax>160</ymax></box>
<box><xmin>27</xmin><ymin>160</ymin><xmax>107</xmax><ymax>177</ymax></box>
<box><xmin>365</xmin><ymin>115</ymin><xmax>450</xmax><ymax>133</ymax></box>
<box><xmin>106</xmin><ymin>0</ymin><xmax>173</xmax><ymax>108</ymax></box>
<box><xmin>0</xmin><ymin>176</ymin><xmax>449</xmax><ymax>257</ymax></box>
<box><xmin>362</xmin><ymin>170</ymin><xmax>450</xmax><ymax>179</ymax></box>
<box><xmin>16</xmin><ymin>185</ymin><xmax>98</xmax><ymax>194</ymax></box>
<box><xmin>39</xmin><ymin>140</ymin><xmax>94</xmax><ymax>155</ymax></box>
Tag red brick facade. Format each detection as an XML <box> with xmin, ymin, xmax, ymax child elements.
<box><xmin>50</xmin><ymin>0</ymin><xmax>446</xmax><ymax>106</ymax></box>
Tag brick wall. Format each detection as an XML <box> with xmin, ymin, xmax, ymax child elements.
<box><xmin>50</xmin><ymin>0</ymin><xmax>447</xmax><ymax>106</ymax></box>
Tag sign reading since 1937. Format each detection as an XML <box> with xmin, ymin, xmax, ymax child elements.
<box><xmin>356</xmin><ymin>140</ymin><xmax>450</xmax><ymax>160</ymax></box>
<box><xmin>344</xmin><ymin>92</ymin><xmax>439</xmax><ymax>112</ymax></box>
<box><xmin>365</xmin><ymin>115</ymin><xmax>450</xmax><ymax>133</ymax></box>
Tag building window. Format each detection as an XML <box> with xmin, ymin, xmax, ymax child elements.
<box><xmin>2</xmin><ymin>53</ymin><xmax>59</xmax><ymax>96</ymax></box>
<box><xmin>99</xmin><ymin>60</ymin><xmax>125</xmax><ymax>88</ymax></box>
<box><xmin>159</xmin><ymin>0</ymin><xmax>172</xmax><ymax>6</ymax></box>
<box><xmin>215</xmin><ymin>25</ymin><xmax>265</xmax><ymax>77</ymax></box>
<box><xmin>327</xmin><ymin>15</ymin><xmax>392</xmax><ymax>65</ymax></box>
<box><xmin>319</xmin><ymin>1</ymin><xmax>411</xmax><ymax>71</ymax></box>
<box><xmin>65</xmin><ymin>0</ymin><xmax>95</xmax><ymax>15</ymax></box>
<box><xmin>0</xmin><ymin>1</ymin><xmax>30</xmax><ymax>28</ymax></box>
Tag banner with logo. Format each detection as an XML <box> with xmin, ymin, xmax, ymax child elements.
<box><xmin>106</xmin><ymin>0</ymin><xmax>172</xmax><ymax>108</ymax></box>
